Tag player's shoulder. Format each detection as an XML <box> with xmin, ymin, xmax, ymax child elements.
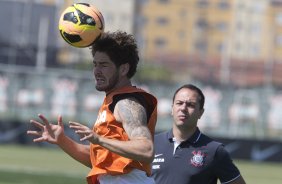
<box><xmin>153</xmin><ymin>130</ymin><xmax>171</xmax><ymax>148</ymax></box>
<box><xmin>198</xmin><ymin>133</ymin><xmax>223</xmax><ymax>149</ymax></box>
<box><xmin>198</xmin><ymin>133</ymin><xmax>230</xmax><ymax>157</ymax></box>
<box><xmin>154</xmin><ymin>130</ymin><xmax>170</xmax><ymax>140</ymax></box>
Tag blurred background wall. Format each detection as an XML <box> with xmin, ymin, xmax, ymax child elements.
<box><xmin>0</xmin><ymin>0</ymin><xmax>282</xmax><ymax>162</ymax></box>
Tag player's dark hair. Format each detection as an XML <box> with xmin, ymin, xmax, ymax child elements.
<box><xmin>91</xmin><ymin>31</ymin><xmax>139</xmax><ymax>79</ymax></box>
<box><xmin>172</xmin><ymin>84</ymin><xmax>205</xmax><ymax>110</ymax></box>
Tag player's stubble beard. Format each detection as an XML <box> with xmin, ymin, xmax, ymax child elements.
<box><xmin>95</xmin><ymin>70</ymin><xmax>120</xmax><ymax>93</ymax></box>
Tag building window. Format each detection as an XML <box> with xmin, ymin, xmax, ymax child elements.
<box><xmin>178</xmin><ymin>31</ymin><xmax>185</xmax><ymax>40</ymax></box>
<box><xmin>275</xmin><ymin>13</ymin><xmax>282</xmax><ymax>26</ymax></box>
<box><xmin>156</xmin><ymin>17</ymin><xmax>169</xmax><ymax>26</ymax></box>
<box><xmin>154</xmin><ymin>38</ymin><xmax>167</xmax><ymax>49</ymax></box>
<box><xmin>236</xmin><ymin>21</ymin><xmax>243</xmax><ymax>31</ymax></box>
<box><xmin>140</xmin><ymin>0</ymin><xmax>149</xmax><ymax>5</ymax></box>
<box><xmin>217</xmin><ymin>0</ymin><xmax>230</xmax><ymax>10</ymax></box>
<box><xmin>195</xmin><ymin>40</ymin><xmax>207</xmax><ymax>51</ymax></box>
<box><xmin>159</xmin><ymin>0</ymin><xmax>169</xmax><ymax>4</ymax></box>
<box><xmin>140</xmin><ymin>16</ymin><xmax>148</xmax><ymax>27</ymax></box>
<box><xmin>215</xmin><ymin>22</ymin><xmax>228</xmax><ymax>32</ymax></box>
<box><xmin>197</xmin><ymin>0</ymin><xmax>209</xmax><ymax>8</ymax></box>
<box><xmin>275</xmin><ymin>35</ymin><xmax>282</xmax><ymax>47</ymax></box>
<box><xmin>217</xmin><ymin>43</ymin><xmax>224</xmax><ymax>52</ymax></box>
<box><xmin>249</xmin><ymin>23</ymin><xmax>261</xmax><ymax>34</ymax></box>
<box><xmin>251</xmin><ymin>45</ymin><xmax>260</xmax><ymax>55</ymax></box>
<box><xmin>235</xmin><ymin>42</ymin><xmax>241</xmax><ymax>52</ymax></box>
<box><xmin>179</xmin><ymin>9</ymin><xmax>187</xmax><ymax>18</ymax></box>
<box><xmin>196</xmin><ymin>18</ymin><xmax>208</xmax><ymax>29</ymax></box>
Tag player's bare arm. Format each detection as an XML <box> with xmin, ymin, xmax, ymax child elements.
<box><xmin>72</xmin><ymin>97</ymin><xmax>154</xmax><ymax>163</ymax></box>
<box><xmin>117</xmin><ymin>98</ymin><xmax>151</xmax><ymax>139</ymax></box>
<box><xmin>112</xmin><ymin>97</ymin><xmax>154</xmax><ymax>162</ymax></box>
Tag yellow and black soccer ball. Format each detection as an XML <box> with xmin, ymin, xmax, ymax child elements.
<box><xmin>58</xmin><ymin>3</ymin><xmax>105</xmax><ymax>48</ymax></box>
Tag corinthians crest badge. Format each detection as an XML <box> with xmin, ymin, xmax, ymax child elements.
<box><xmin>191</xmin><ymin>150</ymin><xmax>205</xmax><ymax>167</ymax></box>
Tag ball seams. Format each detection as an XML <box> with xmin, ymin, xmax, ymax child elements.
<box><xmin>59</xmin><ymin>3</ymin><xmax>105</xmax><ymax>48</ymax></box>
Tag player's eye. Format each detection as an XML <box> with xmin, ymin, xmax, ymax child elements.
<box><xmin>176</xmin><ymin>102</ymin><xmax>183</xmax><ymax>106</ymax></box>
<box><xmin>187</xmin><ymin>102</ymin><xmax>196</xmax><ymax>108</ymax></box>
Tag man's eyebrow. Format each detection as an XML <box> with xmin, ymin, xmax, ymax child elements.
<box><xmin>175</xmin><ymin>100</ymin><xmax>197</xmax><ymax>104</ymax></box>
<box><xmin>93</xmin><ymin>60</ymin><xmax>108</xmax><ymax>64</ymax></box>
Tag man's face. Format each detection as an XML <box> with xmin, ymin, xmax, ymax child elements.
<box><xmin>93</xmin><ymin>51</ymin><xmax>119</xmax><ymax>93</ymax></box>
<box><xmin>172</xmin><ymin>88</ymin><xmax>204</xmax><ymax>128</ymax></box>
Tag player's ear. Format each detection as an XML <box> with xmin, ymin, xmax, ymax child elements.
<box><xmin>198</xmin><ymin>108</ymin><xmax>205</xmax><ymax>119</ymax></box>
<box><xmin>119</xmin><ymin>63</ymin><xmax>129</xmax><ymax>76</ymax></box>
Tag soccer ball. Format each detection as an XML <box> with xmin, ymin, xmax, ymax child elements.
<box><xmin>58</xmin><ymin>3</ymin><xmax>105</xmax><ymax>48</ymax></box>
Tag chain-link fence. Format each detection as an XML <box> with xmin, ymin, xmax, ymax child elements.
<box><xmin>0</xmin><ymin>64</ymin><xmax>281</xmax><ymax>141</ymax></box>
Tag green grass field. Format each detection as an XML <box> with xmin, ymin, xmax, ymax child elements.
<box><xmin>0</xmin><ymin>144</ymin><xmax>282</xmax><ymax>184</ymax></box>
<box><xmin>0</xmin><ymin>144</ymin><xmax>89</xmax><ymax>184</ymax></box>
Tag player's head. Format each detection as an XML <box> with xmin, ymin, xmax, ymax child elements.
<box><xmin>91</xmin><ymin>31</ymin><xmax>139</xmax><ymax>79</ymax></box>
<box><xmin>172</xmin><ymin>84</ymin><xmax>205</xmax><ymax>110</ymax></box>
<box><xmin>171</xmin><ymin>84</ymin><xmax>205</xmax><ymax>127</ymax></box>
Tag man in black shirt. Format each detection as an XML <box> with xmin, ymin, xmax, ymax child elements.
<box><xmin>151</xmin><ymin>84</ymin><xmax>246</xmax><ymax>184</ymax></box>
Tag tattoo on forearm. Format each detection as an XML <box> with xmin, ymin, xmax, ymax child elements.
<box><xmin>115</xmin><ymin>98</ymin><xmax>151</xmax><ymax>139</ymax></box>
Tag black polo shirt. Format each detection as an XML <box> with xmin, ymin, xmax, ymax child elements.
<box><xmin>151</xmin><ymin>128</ymin><xmax>241</xmax><ymax>184</ymax></box>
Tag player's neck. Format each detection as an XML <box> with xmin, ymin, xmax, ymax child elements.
<box><xmin>106</xmin><ymin>79</ymin><xmax>132</xmax><ymax>95</ymax></box>
<box><xmin>173</xmin><ymin>126</ymin><xmax>197</xmax><ymax>142</ymax></box>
